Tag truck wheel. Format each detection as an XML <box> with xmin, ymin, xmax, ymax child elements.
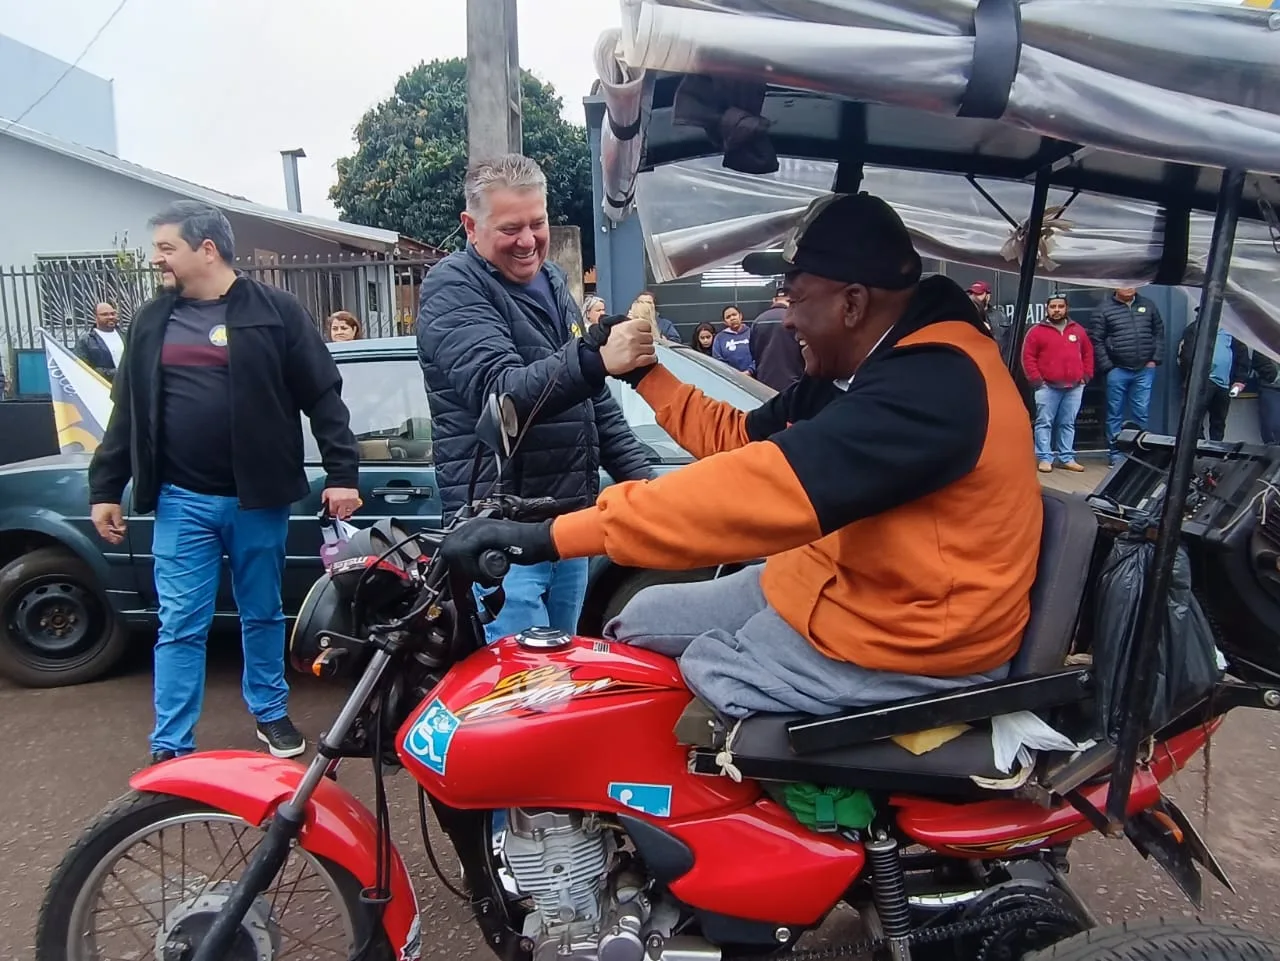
<box><xmin>1026</xmin><ymin>919</ymin><xmax>1280</xmax><ymax>960</ymax></box>
<box><xmin>0</xmin><ymin>546</ymin><xmax>129</xmax><ymax>687</ymax></box>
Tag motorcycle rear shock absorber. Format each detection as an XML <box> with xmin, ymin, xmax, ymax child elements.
<box><xmin>865</xmin><ymin>833</ymin><xmax>912</xmax><ymax>961</ymax></box>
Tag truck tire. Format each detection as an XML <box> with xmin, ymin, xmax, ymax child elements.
<box><xmin>0</xmin><ymin>546</ymin><xmax>130</xmax><ymax>687</ymax></box>
<box><xmin>1026</xmin><ymin>919</ymin><xmax>1280</xmax><ymax>961</ymax></box>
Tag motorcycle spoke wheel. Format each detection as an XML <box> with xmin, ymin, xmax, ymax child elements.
<box><xmin>40</xmin><ymin>793</ymin><xmax>372</xmax><ymax>961</ymax></box>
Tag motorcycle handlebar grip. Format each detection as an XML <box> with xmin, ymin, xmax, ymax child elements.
<box><xmin>477</xmin><ymin>549</ymin><xmax>510</xmax><ymax>584</ymax></box>
<box><xmin>511</xmin><ymin>497</ymin><xmax>575</xmax><ymax>522</ymax></box>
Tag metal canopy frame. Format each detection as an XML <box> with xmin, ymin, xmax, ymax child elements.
<box><xmin>636</xmin><ymin>78</ymin><xmax>1274</xmax><ymax>231</ymax></box>
<box><xmin>615</xmin><ymin>68</ymin><xmax>1260</xmax><ymax>826</ymax></box>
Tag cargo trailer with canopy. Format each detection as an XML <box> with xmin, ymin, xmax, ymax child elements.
<box><xmin>588</xmin><ymin>0</ymin><xmax>1280</xmax><ymax>954</ymax></box>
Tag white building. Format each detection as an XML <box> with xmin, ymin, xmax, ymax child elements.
<box><xmin>0</xmin><ymin>39</ymin><xmax>421</xmax><ymax>394</ymax></box>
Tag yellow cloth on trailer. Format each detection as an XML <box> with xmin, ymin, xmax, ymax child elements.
<box><xmin>891</xmin><ymin>723</ymin><xmax>971</xmax><ymax>755</ymax></box>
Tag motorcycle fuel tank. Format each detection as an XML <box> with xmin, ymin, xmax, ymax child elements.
<box><xmin>396</xmin><ymin>632</ymin><xmax>760</xmax><ymax>819</ymax></box>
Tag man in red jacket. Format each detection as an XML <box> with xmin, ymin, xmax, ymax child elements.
<box><xmin>1022</xmin><ymin>294</ymin><xmax>1094</xmax><ymax>473</ymax></box>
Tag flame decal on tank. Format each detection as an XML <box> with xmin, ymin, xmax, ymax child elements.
<box><xmin>455</xmin><ymin>665</ymin><xmax>666</xmax><ymax>723</ymax></box>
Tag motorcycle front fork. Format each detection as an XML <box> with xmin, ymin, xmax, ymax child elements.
<box><xmin>185</xmin><ymin>649</ymin><xmax>394</xmax><ymax>961</ymax></box>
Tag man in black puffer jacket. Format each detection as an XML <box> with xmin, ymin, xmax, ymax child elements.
<box><xmin>418</xmin><ymin>154</ymin><xmax>656</xmax><ymax>642</ymax></box>
<box><xmin>1088</xmin><ymin>287</ymin><xmax>1165</xmax><ymax>464</ymax></box>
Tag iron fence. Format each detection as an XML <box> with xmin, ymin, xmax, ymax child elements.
<box><xmin>0</xmin><ymin>253</ymin><xmax>438</xmax><ymax>356</ymax></box>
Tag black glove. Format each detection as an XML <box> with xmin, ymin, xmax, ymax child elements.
<box><xmin>439</xmin><ymin>518</ymin><xmax>559</xmax><ymax>584</ymax></box>
<box><xmin>583</xmin><ymin>314</ymin><xmax>654</xmax><ymax>388</ymax></box>
<box><xmin>582</xmin><ymin>313</ymin><xmax>628</xmax><ymax>350</ymax></box>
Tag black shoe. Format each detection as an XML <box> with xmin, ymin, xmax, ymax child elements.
<box><xmin>150</xmin><ymin>750</ymin><xmax>178</xmax><ymax>765</ymax></box>
<box><xmin>256</xmin><ymin>717</ymin><xmax>306</xmax><ymax>759</ymax></box>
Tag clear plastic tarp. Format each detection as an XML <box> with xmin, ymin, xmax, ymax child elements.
<box><xmin>591</xmin><ymin>0</ymin><xmax>1280</xmax><ymax>353</ymax></box>
<box><xmin>634</xmin><ymin>157</ymin><xmax>1280</xmax><ymax>356</ymax></box>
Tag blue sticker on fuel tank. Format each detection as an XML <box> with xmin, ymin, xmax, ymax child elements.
<box><xmin>403</xmin><ymin>699</ymin><xmax>461</xmax><ymax>775</ymax></box>
<box><xmin>608</xmin><ymin>782</ymin><xmax>673</xmax><ymax>818</ymax></box>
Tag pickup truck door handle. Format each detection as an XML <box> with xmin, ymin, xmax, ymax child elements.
<box><xmin>372</xmin><ymin>485</ymin><xmax>433</xmax><ymax>498</ymax></box>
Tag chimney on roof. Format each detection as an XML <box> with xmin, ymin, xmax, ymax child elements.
<box><xmin>280</xmin><ymin>148</ymin><xmax>306</xmax><ymax>212</ymax></box>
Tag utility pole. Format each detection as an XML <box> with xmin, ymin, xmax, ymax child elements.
<box><xmin>466</xmin><ymin>0</ymin><xmax>523</xmax><ymax>161</ymax></box>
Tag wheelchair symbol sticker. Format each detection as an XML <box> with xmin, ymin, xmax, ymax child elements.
<box><xmin>608</xmin><ymin>782</ymin><xmax>673</xmax><ymax>818</ymax></box>
<box><xmin>404</xmin><ymin>699</ymin><xmax>461</xmax><ymax>776</ymax></box>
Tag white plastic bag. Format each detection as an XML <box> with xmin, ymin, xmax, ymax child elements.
<box><xmin>320</xmin><ymin>517</ymin><xmax>360</xmax><ymax>571</ymax></box>
<box><xmin>991</xmin><ymin>711</ymin><xmax>1096</xmax><ymax>775</ymax></box>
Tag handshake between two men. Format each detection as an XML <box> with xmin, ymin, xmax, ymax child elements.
<box><xmin>588</xmin><ymin>314</ymin><xmax>661</xmax><ymax>386</ymax></box>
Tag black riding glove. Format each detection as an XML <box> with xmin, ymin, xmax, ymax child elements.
<box><xmin>583</xmin><ymin>314</ymin><xmax>654</xmax><ymax>388</ymax></box>
<box><xmin>440</xmin><ymin>518</ymin><xmax>559</xmax><ymax>585</ymax></box>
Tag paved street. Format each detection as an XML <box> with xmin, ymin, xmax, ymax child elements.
<box><xmin>2</xmin><ymin>639</ymin><xmax>1278</xmax><ymax>960</ymax></box>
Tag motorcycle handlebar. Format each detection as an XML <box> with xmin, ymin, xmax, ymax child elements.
<box><xmin>508</xmin><ymin>496</ymin><xmax>576</xmax><ymax>522</ymax></box>
<box><xmin>476</xmin><ymin>549</ymin><xmax>510</xmax><ymax>585</ymax></box>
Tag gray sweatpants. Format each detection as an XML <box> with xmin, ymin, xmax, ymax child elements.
<box><xmin>605</xmin><ymin>565</ymin><xmax>1009</xmax><ymax>719</ymax></box>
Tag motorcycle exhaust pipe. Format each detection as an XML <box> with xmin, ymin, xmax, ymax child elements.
<box><xmin>656</xmin><ymin>936</ymin><xmax>722</xmax><ymax>960</ymax></box>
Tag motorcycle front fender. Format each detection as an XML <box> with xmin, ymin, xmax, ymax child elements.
<box><xmin>131</xmin><ymin>750</ymin><xmax>422</xmax><ymax>960</ymax></box>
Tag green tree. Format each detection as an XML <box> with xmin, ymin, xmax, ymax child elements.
<box><xmin>330</xmin><ymin>58</ymin><xmax>595</xmax><ymax>267</ymax></box>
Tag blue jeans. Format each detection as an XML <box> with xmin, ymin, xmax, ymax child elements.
<box><xmin>1106</xmin><ymin>366</ymin><xmax>1155</xmax><ymax>460</ymax></box>
<box><xmin>151</xmin><ymin>484</ymin><xmax>290</xmax><ymax>754</ymax></box>
<box><xmin>477</xmin><ymin>558</ymin><xmax>590</xmax><ymax>644</ymax></box>
<box><xmin>1033</xmin><ymin>385</ymin><xmax>1085</xmax><ymax>464</ymax></box>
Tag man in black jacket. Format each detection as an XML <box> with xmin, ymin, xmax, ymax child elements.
<box><xmin>1178</xmin><ymin>310</ymin><xmax>1249</xmax><ymax>442</ymax></box>
<box><xmin>417</xmin><ymin>154</ymin><xmax>655</xmax><ymax>643</ymax></box>
<box><xmin>748</xmin><ymin>282</ymin><xmax>803</xmax><ymax>391</ymax></box>
<box><xmin>74</xmin><ymin>302</ymin><xmax>127</xmax><ymax>382</ymax></box>
<box><xmin>1253</xmin><ymin>349</ymin><xmax>1280</xmax><ymax>444</ymax></box>
<box><xmin>88</xmin><ymin>201</ymin><xmax>361</xmax><ymax>764</ymax></box>
<box><xmin>1088</xmin><ymin>287</ymin><xmax>1165</xmax><ymax>464</ymax></box>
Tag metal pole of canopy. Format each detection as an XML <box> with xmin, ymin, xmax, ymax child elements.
<box><xmin>1005</xmin><ymin>168</ymin><xmax>1051</xmax><ymax>374</ymax></box>
<box><xmin>1104</xmin><ymin>167</ymin><xmax>1248</xmax><ymax>826</ymax></box>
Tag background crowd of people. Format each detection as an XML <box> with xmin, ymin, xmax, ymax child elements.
<box><xmin>580</xmin><ymin>276</ymin><xmax>1280</xmax><ymax>471</ymax></box>
<box><xmin>989</xmin><ymin>284</ymin><xmax>1278</xmax><ymax>469</ymax></box>
<box><xmin>580</xmin><ymin>281</ymin><xmax>806</xmax><ymax>393</ymax></box>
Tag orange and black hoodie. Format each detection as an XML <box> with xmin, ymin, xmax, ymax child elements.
<box><xmin>552</xmin><ymin>276</ymin><xmax>1044</xmax><ymax>677</ymax></box>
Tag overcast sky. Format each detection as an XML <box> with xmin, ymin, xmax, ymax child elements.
<box><xmin>0</xmin><ymin>0</ymin><xmax>620</xmax><ymax>219</ymax></box>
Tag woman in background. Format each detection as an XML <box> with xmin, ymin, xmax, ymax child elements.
<box><xmin>627</xmin><ymin>297</ymin><xmax>664</xmax><ymax>341</ymax></box>
<box><xmin>582</xmin><ymin>295</ymin><xmax>606</xmax><ymax>327</ymax></box>
<box><xmin>328</xmin><ymin>310</ymin><xmax>361</xmax><ymax>342</ymax></box>
<box><xmin>711</xmin><ymin>305</ymin><xmax>753</xmax><ymax>372</ymax></box>
<box><xmin>689</xmin><ymin>322</ymin><xmax>716</xmax><ymax>355</ymax></box>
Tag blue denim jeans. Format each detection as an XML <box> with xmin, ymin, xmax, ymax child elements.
<box><xmin>1033</xmin><ymin>385</ymin><xmax>1085</xmax><ymax>465</ymax></box>
<box><xmin>1106</xmin><ymin>365</ymin><xmax>1156</xmax><ymax>460</ymax></box>
<box><xmin>477</xmin><ymin>557</ymin><xmax>590</xmax><ymax>644</ymax></box>
<box><xmin>150</xmin><ymin>484</ymin><xmax>290</xmax><ymax>754</ymax></box>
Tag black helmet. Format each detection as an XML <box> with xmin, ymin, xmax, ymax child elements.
<box><xmin>289</xmin><ymin>573</ymin><xmax>360</xmax><ymax>678</ymax></box>
<box><xmin>289</xmin><ymin>518</ymin><xmax>421</xmax><ymax>680</ymax></box>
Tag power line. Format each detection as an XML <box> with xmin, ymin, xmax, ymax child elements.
<box><xmin>0</xmin><ymin>0</ymin><xmax>130</xmax><ymax>135</ymax></box>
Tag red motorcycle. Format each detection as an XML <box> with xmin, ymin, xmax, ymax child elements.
<box><xmin>35</xmin><ymin>397</ymin><xmax>1252</xmax><ymax>961</ymax></box>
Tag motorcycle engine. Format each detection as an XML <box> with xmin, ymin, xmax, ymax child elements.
<box><xmin>501</xmin><ymin>809</ymin><xmax>681</xmax><ymax>961</ymax></box>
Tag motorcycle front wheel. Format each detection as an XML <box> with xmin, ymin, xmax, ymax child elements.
<box><xmin>35</xmin><ymin>790</ymin><xmax>394</xmax><ymax>961</ymax></box>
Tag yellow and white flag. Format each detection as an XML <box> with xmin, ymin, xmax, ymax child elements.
<box><xmin>41</xmin><ymin>330</ymin><xmax>114</xmax><ymax>454</ymax></box>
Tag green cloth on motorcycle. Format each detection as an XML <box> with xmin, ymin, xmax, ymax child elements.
<box><xmin>784</xmin><ymin>783</ymin><xmax>875</xmax><ymax>833</ymax></box>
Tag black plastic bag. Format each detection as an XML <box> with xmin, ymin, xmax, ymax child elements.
<box><xmin>1092</xmin><ymin>534</ymin><xmax>1223</xmax><ymax>742</ymax></box>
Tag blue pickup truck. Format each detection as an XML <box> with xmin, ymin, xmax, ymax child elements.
<box><xmin>0</xmin><ymin>337</ymin><xmax>770</xmax><ymax>687</ymax></box>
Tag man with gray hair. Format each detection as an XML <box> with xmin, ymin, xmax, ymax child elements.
<box><xmin>417</xmin><ymin>154</ymin><xmax>656</xmax><ymax>641</ymax></box>
<box><xmin>88</xmin><ymin>199</ymin><xmax>362</xmax><ymax>764</ymax></box>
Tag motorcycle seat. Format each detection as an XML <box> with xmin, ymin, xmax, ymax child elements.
<box><xmin>687</xmin><ymin>490</ymin><xmax>1101</xmax><ymax>798</ymax></box>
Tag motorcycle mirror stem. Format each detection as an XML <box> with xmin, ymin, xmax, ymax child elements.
<box><xmin>474</xmin><ymin>391</ymin><xmax>521</xmax><ymax>498</ymax></box>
